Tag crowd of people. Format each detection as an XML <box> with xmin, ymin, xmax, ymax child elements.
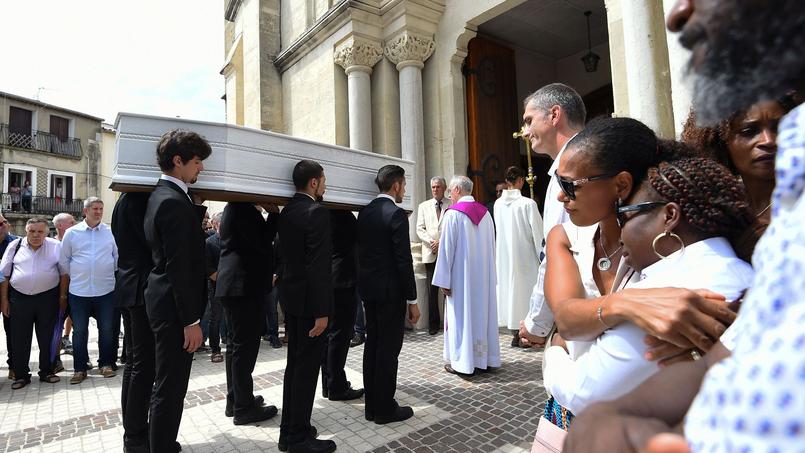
<box><xmin>1</xmin><ymin>0</ymin><xmax>804</xmax><ymax>452</ymax></box>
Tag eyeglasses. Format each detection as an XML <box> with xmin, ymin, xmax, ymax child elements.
<box><xmin>554</xmin><ymin>172</ymin><xmax>615</xmax><ymax>200</ymax></box>
<box><xmin>616</xmin><ymin>201</ymin><xmax>667</xmax><ymax>228</ymax></box>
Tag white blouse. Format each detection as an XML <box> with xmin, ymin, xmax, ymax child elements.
<box><xmin>543</xmin><ymin>237</ymin><xmax>754</xmax><ymax>415</ymax></box>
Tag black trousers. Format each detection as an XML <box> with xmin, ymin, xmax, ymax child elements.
<box><xmin>425</xmin><ymin>262</ymin><xmax>441</xmax><ymax>331</ymax></box>
<box><xmin>149</xmin><ymin>319</ymin><xmax>193</xmax><ymax>453</ymax></box>
<box><xmin>121</xmin><ymin>305</ymin><xmax>155</xmax><ymax>449</ymax></box>
<box><xmin>222</xmin><ymin>295</ymin><xmax>263</xmax><ymax>415</ymax></box>
<box><xmin>281</xmin><ymin>312</ymin><xmax>326</xmax><ymax>444</ymax></box>
<box><xmin>362</xmin><ymin>297</ymin><xmax>406</xmax><ymax>418</ymax></box>
<box><xmin>3</xmin><ymin>313</ymin><xmax>12</xmax><ymax>369</ymax></box>
<box><xmin>9</xmin><ymin>286</ymin><xmax>59</xmax><ymax>381</ymax></box>
<box><xmin>321</xmin><ymin>287</ymin><xmax>358</xmax><ymax>395</ymax></box>
<box><xmin>208</xmin><ymin>295</ymin><xmax>224</xmax><ymax>353</ymax></box>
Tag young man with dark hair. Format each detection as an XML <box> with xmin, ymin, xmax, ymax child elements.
<box><xmin>358</xmin><ymin>164</ymin><xmax>419</xmax><ymax>425</ymax></box>
<box><xmin>278</xmin><ymin>160</ymin><xmax>335</xmax><ymax>453</ymax></box>
<box><xmin>143</xmin><ymin>129</ymin><xmax>211</xmax><ymax>453</ymax></box>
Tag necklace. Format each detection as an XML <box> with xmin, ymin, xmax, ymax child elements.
<box><xmin>597</xmin><ymin>233</ymin><xmax>623</xmax><ymax>272</ymax></box>
<box><xmin>756</xmin><ymin>202</ymin><xmax>771</xmax><ymax>218</ymax></box>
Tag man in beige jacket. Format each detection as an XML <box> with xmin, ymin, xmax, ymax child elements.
<box><xmin>415</xmin><ymin>176</ymin><xmax>450</xmax><ymax>335</ymax></box>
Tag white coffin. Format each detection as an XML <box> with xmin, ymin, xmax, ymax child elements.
<box><xmin>111</xmin><ymin>113</ymin><xmax>414</xmax><ymax>211</ymax></box>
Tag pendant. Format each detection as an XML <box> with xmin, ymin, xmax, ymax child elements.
<box><xmin>597</xmin><ymin>257</ymin><xmax>611</xmax><ymax>272</ymax></box>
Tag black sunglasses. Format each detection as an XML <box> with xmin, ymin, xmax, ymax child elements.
<box><xmin>616</xmin><ymin>201</ymin><xmax>667</xmax><ymax>228</ymax></box>
<box><xmin>554</xmin><ymin>172</ymin><xmax>615</xmax><ymax>200</ymax></box>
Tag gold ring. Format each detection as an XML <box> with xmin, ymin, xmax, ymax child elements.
<box><xmin>690</xmin><ymin>350</ymin><xmax>702</xmax><ymax>361</ymax></box>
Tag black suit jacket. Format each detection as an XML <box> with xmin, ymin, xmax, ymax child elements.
<box><xmin>205</xmin><ymin>233</ymin><xmax>221</xmax><ymax>279</ymax></box>
<box><xmin>330</xmin><ymin>209</ymin><xmax>358</xmax><ymax>289</ymax></box>
<box><xmin>278</xmin><ymin>193</ymin><xmax>332</xmax><ymax>318</ymax></box>
<box><xmin>111</xmin><ymin>192</ymin><xmax>152</xmax><ymax>308</ymax></box>
<box><xmin>357</xmin><ymin>197</ymin><xmax>417</xmax><ymax>302</ymax></box>
<box><xmin>143</xmin><ymin>179</ymin><xmax>208</xmax><ymax>326</ymax></box>
<box><xmin>215</xmin><ymin>202</ymin><xmax>278</xmax><ymax>298</ymax></box>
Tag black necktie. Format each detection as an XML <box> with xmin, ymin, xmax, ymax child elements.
<box><xmin>436</xmin><ymin>200</ymin><xmax>442</xmax><ymax>220</ymax></box>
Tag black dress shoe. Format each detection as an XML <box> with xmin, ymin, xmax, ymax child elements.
<box><xmin>233</xmin><ymin>405</ymin><xmax>278</xmax><ymax>425</ymax></box>
<box><xmin>328</xmin><ymin>387</ymin><xmax>364</xmax><ymax>401</ymax></box>
<box><xmin>428</xmin><ymin>327</ymin><xmax>439</xmax><ymax>335</ymax></box>
<box><xmin>226</xmin><ymin>395</ymin><xmax>265</xmax><ymax>417</ymax></box>
<box><xmin>288</xmin><ymin>438</ymin><xmax>336</xmax><ymax>453</ymax></box>
<box><xmin>278</xmin><ymin>426</ymin><xmax>318</xmax><ymax>452</ymax></box>
<box><xmin>444</xmin><ymin>364</ymin><xmax>475</xmax><ymax>377</ymax></box>
<box><xmin>374</xmin><ymin>405</ymin><xmax>414</xmax><ymax>425</ymax></box>
<box><xmin>349</xmin><ymin>333</ymin><xmax>365</xmax><ymax>348</ymax></box>
<box><xmin>365</xmin><ymin>411</ymin><xmax>374</xmax><ymax>422</ymax></box>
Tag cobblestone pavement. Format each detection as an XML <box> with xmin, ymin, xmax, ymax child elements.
<box><xmin>0</xmin><ymin>322</ymin><xmax>547</xmax><ymax>452</ymax></box>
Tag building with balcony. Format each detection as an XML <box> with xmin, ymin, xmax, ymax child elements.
<box><xmin>0</xmin><ymin>90</ymin><xmax>104</xmax><ymax>233</ymax></box>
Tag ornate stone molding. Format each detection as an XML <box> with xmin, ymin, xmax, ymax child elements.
<box><xmin>383</xmin><ymin>31</ymin><xmax>435</xmax><ymax>70</ymax></box>
<box><xmin>334</xmin><ymin>38</ymin><xmax>384</xmax><ymax>72</ymax></box>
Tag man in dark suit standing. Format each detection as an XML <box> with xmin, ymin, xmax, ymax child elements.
<box><xmin>112</xmin><ymin>191</ymin><xmax>155</xmax><ymax>453</ymax></box>
<box><xmin>143</xmin><ymin>130</ymin><xmax>211</xmax><ymax>453</ymax></box>
<box><xmin>320</xmin><ymin>209</ymin><xmax>364</xmax><ymax>401</ymax></box>
<box><xmin>277</xmin><ymin>160</ymin><xmax>336</xmax><ymax>453</ymax></box>
<box><xmin>357</xmin><ymin>165</ymin><xmax>419</xmax><ymax>425</ymax></box>
<box><xmin>216</xmin><ymin>201</ymin><xmax>279</xmax><ymax>424</ymax></box>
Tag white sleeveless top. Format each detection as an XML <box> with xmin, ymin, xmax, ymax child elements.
<box><xmin>561</xmin><ymin>221</ymin><xmax>601</xmax><ymax>359</ymax></box>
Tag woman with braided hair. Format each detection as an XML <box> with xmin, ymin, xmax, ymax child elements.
<box><xmin>539</xmin><ymin>155</ymin><xmax>753</xmax><ymax>446</ymax></box>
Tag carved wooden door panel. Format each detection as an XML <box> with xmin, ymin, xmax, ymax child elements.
<box><xmin>464</xmin><ymin>36</ymin><xmax>520</xmax><ymax>204</ymax></box>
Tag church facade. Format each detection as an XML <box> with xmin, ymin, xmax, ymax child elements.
<box><xmin>220</xmin><ymin>0</ymin><xmax>692</xmax><ymax>323</ymax></box>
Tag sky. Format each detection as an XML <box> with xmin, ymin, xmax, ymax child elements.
<box><xmin>0</xmin><ymin>0</ymin><xmax>225</xmax><ymax>125</ymax></box>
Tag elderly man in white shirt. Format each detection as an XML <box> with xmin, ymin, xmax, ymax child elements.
<box><xmin>416</xmin><ymin>176</ymin><xmax>450</xmax><ymax>335</ymax></box>
<box><xmin>60</xmin><ymin>197</ymin><xmax>119</xmax><ymax>383</ymax></box>
<box><xmin>0</xmin><ymin>218</ymin><xmax>68</xmax><ymax>389</ymax></box>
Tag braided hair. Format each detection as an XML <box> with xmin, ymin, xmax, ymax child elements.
<box><xmin>569</xmin><ymin>117</ymin><xmax>699</xmax><ymax>190</ymax></box>
<box><xmin>646</xmin><ymin>157</ymin><xmax>755</xmax><ymax>260</ymax></box>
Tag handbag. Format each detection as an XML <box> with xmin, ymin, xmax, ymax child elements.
<box><xmin>531</xmin><ymin>415</ymin><xmax>567</xmax><ymax>453</ymax></box>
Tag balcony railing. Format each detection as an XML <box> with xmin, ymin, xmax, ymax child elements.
<box><xmin>0</xmin><ymin>123</ymin><xmax>82</xmax><ymax>158</ymax></box>
<box><xmin>1</xmin><ymin>193</ymin><xmax>83</xmax><ymax>217</ymax></box>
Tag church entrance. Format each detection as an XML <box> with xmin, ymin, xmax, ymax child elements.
<box><xmin>463</xmin><ymin>0</ymin><xmax>612</xmax><ymax>211</ymax></box>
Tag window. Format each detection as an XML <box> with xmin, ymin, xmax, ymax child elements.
<box><xmin>8</xmin><ymin>106</ymin><xmax>33</xmax><ymax>148</ymax></box>
<box><xmin>49</xmin><ymin>174</ymin><xmax>74</xmax><ymax>202</ymax></box>
<box><xmin>50</xmin><ymin>115</ymin><xmax>69</xmax><ymax>142</ymax></box>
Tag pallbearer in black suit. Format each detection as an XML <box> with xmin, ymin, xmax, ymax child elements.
<box><xmin>216</xmin><ymin>201</ymin><xmax>279</xmax><ymax>424</ymax></box>
<box><xmin>277</xmin><ymin>160</ymin><xmax>336</xmax><ymax>453</ymax></box>
<box><xmin>112</xmin><ymin>191</ymin><xmax>154</xmax><ymax>453</ymax></box>
<box><xmin>357</xmin><ymin>165</ymin><xmax>419</xmax><ymax>425</ymax></box>
<box><xmin>320</xmin><ymin>209</ymin><xmax>364</xmax><ymax>401</ymax></box>
<box><xmin>143</xmin><ymin>130</ymin><xmax>211</xmax><ymax>453</ymax></box>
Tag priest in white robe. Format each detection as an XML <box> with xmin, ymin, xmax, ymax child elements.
<box><xmin>494</xmin><ymin>167</ymin><xmax>543</xmax><ymax>347</ymax></box>
<box><xmin>433</xmin><ymin>176</ymin><xmax>501</xmax><ymax>376</ymax></box>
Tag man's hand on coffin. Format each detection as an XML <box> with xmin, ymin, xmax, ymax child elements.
<box><xmin>407</xmin><ymin>304</ymin><xmax>421</xmax><ymax>324</ymax></box>
<box><xmin>309</xmin><ymin>316</ymin><xmax>328</xmax><ymax>337</ymax></box>
<box><xmin>258</xmin><ymin>203</ymin><xmax>279</xmax><ymax>214</ymax></box>
<box><xmin>183</xmin><ymin>324</ymin><xmax>203</xmax><ymax>353</ymax></box>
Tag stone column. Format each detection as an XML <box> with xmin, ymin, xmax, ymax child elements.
<box><xmin>334</xmin><ymin>38</ymin><xmax>383</xmax><ymax>151</ymax></box>
<box><xmin>384</xmin><ymin>31</ymin><xmax>435</xmax><ymax>226</ymax></box>
<box><xmin>621</xmin><ymin>0</ymin><xmax>675</xmax><ymax>137</ymax></box>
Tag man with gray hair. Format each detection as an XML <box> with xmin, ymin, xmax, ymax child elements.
<box><xmin>433</xmin><ymin>176</ymin><xmax>500</xmax><ymax>376</ymax></box>
<box><xmin>415</xmin><ymin>176</ymin><xmax>450</xmax><ymax>335</ymax></box>
<box><xmin>517</xmin><ymin>83</ymin><xmax>586</xmax><ymax>348</ymax></box>
<box><xmin>60</xmin><ymin>197</ymin><xmax>119</xmax><ymax>384</ymax></box>
<box><xmin>53</xmin><ymin>213</ymin><xmax>76</xmax><ymax>241</ymax></box>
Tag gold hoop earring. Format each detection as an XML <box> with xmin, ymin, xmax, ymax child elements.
<box><xmin>652</xmin><ymin>230</ymin><xmax>685</xmax><ymax>260</ymax></box>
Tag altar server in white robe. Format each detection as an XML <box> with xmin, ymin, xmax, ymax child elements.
<box><xmin>494</xmin><ymin>166</ymin><xmax>543</xmax><ymax>348</ymax></box>
<box><xmin>433</xmin><ymin>176</ymin><xmax>501</xmax><ymax>376</ymax></box>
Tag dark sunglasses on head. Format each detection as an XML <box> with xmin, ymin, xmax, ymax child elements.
<box><xmin>554</xmin><ymin>172</ymin><xmax>616</xmax><ymax>200</ymax></box>
<box><xmin>616</xmin><ymin>201</ymin><xmax>667</xmax><ymax>228</ymax></box>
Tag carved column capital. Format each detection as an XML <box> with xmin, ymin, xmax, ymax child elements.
<box><xmin>334</xmin><ymin>38</ymin><xmax>384</xmax><ymax>73</ymax></box>
<box><xmin>383</xmin><ymin>31</ymin><xmax>435</xmax><ymax>71</ymax></box>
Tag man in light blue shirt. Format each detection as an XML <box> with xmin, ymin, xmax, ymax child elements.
<box><xmin>59</xmin><ymin>197</ymin><xmax>118</xmax><ymax>383</ymax></box>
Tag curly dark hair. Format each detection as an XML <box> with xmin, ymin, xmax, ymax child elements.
<box><xmin>568</xmin><ymin>117</ymin><xmax>699</xmax><ymax>192</ymax></box>
<box><xmin>155</xmin><ymin>129</ymin><xmax>212</xmax><ymax>171</ymax></box>
<box><xmin>646</xmin><ymin>157</ymin><xmax>755</xmax><ymax>260</ymax></box>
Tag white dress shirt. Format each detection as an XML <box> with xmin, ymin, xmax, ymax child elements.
<box><xmin>524</xmin><ymin>134</ymin><xmax>579</xmax><ymax>336</ymax></box>
<box><xmin>59</xmin><ymin>221</ymin><xmax>118</xmax><ymax>297</ymax></box>
<box><xmin>160</xmin><ymin>174</ymin><xmax>192</xmax><ymax>201</ymax></box>
<box><xmin>543</xmin><ymin>237</ymin><xmax>753</xmax><ymax>415</ymax></box>
<box><xmin>0</xmin><ymin>237</ymin><xmax>65</xmax><ymax>295</ymax></box>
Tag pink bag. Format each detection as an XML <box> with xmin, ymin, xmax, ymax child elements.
<box><xmin>531</xmin><ymin>416</ymin><xmax>567</xmax><ymax>453</ymax></box>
